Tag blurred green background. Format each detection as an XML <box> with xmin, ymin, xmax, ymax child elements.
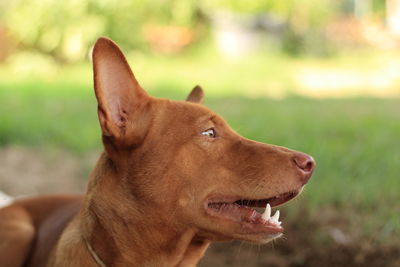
<box><xmin>0</xmin><ymin>0</ymin><xmax>399</xmax><ymax>265</ymax></box>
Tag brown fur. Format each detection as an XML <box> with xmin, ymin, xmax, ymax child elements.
<box><xmin>0</xmin><ymin>37</ymin><xmax>315</xmax><ymax>267</ymax></box>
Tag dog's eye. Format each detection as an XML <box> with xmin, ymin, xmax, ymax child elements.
<box><xmin>201</xmin><ymin>128</ymin><xmax>216</xmax><ymax>138</ymax></box>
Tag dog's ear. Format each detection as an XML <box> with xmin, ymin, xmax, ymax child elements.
<box><xmin>186</xmin><ymin>85</ymin><xmax>204</xmax><ymax>104</ymax></box>
<box><xmin>92</xmin><ymin>37</ymin><xmax>149</xmax><ymax>140</ymax></box>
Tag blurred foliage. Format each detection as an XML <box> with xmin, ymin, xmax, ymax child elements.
<box><xmin>0</xmin><ymin>0</ymin><xmax>388</xmax><ymax>62</ymax></box>
<box><xmin>0</xmin><ymin>0</ymin><xmax>202</xmax><ymax>62</ymax></box>
<box><xmin>204</xmin><ymin>0</ymin><xmax>341</xmax><ymax>56</ymax></box>
<box><xmin>204</xmin><ymin>0</ymin><xmax>339</xmax><ymax>21</ymax></box>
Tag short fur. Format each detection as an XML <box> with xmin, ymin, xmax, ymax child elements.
<box><xmin>0</xmin><ymin>37</ymin><xmax>315</xmax><ymax>267</ymax></box>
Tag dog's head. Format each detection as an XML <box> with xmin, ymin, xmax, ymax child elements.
<box><xmin>91</xmin><ymin>37</ymin><xmax>315</xmax><ymax>244</ymax></box>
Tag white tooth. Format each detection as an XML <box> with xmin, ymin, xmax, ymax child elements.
<box><xmin>271</xmin><ymin>210</ymin><xmax>280</xmax><ymax>222</ymax></box>
<box><xmin>262</xmin><ymin>203</ymin><xmax>271</xmax><ymax>220</ymax></box>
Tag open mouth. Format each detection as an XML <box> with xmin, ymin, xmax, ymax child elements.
<box><xmin>205</xmin><ymin>190</ymin><xmax>300</xmax><ymax>234</ymax></box>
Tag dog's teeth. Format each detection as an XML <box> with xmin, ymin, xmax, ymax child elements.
<box><xmin>262</xmin><ymin>203</ymin><xmax>271</xmax><ymax>220</ymax></box>
<box><xmin>271</xmin><ymin>210</ymin><xmax>280</xmax><ymax>223</ymax></box>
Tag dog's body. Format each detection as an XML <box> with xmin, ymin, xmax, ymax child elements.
<box><xmin>0</xmin><ymin>38</ymin><xmax>315</xmax><ymax>267</ymax></box>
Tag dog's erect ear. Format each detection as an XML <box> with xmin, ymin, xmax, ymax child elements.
<box><xmin>92</xmin><ymin>37</ymin><xmax>149</xmax><ymax>139</ymax></box>
<box><xmin>186</xmin><ymin>85</ymin><xmax>204</xmax><ymax>104</ymax></box>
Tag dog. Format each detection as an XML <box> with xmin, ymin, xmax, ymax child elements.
<box><xmin>0</xmin><ymin>37</ymin><xmax>315</xmax><ymax>267</ymax></box>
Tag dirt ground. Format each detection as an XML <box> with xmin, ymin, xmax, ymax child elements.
<box><xmin>1</xmin><ymin>146</ymin><xmax>399</xmax><ymax>267</ymax></box>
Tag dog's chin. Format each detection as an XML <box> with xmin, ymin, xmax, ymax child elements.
<box><xmin>199</xmin><ymin>220</ymin><xmax>284</xmax><ymax>244</ymax></box>
<box><xmin>235</xmin><ymin>232</ymin><xmax>283</xmax><ymax>244</ymax></box>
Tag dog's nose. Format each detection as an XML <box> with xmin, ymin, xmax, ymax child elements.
<box><xmin>292</xmin><ymin>152</ymin><xmax>315</xmax><ymax>183</ymax></box>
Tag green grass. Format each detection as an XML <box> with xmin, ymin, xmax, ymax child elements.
<box><xmin>1</xmin><ymin>51</ymin><xmax>400</xmax><ymax>241</ymax></box>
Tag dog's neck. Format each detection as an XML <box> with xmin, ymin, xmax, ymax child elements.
<box><xmin>79</xmin><ymin>153</ymin><xmax>210</xmax><ymax>267</ymax></box>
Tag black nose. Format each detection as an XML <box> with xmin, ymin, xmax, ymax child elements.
<box><xmin>292</xmin><ymin>152</ymin><xmax>315</xmax><ymax>183</ymax></box>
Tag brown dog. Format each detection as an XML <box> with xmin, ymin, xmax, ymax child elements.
<box><xmin>0</xmin><ymin>37</ymin><xmax>315</xmax><ymax>267</ymax></box>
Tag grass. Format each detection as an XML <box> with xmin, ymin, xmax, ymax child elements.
<box><xmin>1</xmin><ymin>50</ymin><xmax>400</xmax><ymax>241</ymax></box>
